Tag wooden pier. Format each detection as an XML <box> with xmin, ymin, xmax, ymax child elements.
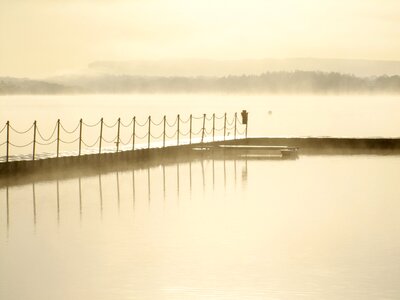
<box><xmin>0</xmin><ymin>111</ymin><xmax>249</xmax><ymax>178</ymax></box>
<box><xmin>1</xmin><ymin>109</ymin><xmax>400</xmax><ymax>180</ymax></box>
<box><xmin>1</xmin><ymin>136</ymin><xmax>400</xmax><ymax>185</ymax></box>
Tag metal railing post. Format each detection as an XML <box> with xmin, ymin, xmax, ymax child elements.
<box><xmin>132</xmin><ymin>117</ymin><xmax>136</xmax><ymax>150</ymax></box>
<box><xmin>234</xmin><ymin>112</ymin><xmax>237</xmax><ymax>140</ymax></box>
<box><xmin>56</xmin><ymin>119</ymin><xmax>60</xmax><ymax>157</ymax></box>
<box><xmin>212</xmin><ymin>113</ymin><xmax>215</xmax><ymax>142</ymax></box>
<box><xmin>32</xmin><ymin>121</ymin><xmax>37</xmax><ymax>161</ymax></box>
<box><xmin>79</xmin><ymin>118</ymin><xmax>82</xmax><ymax>156</ymax></box>
<box><xmin>99</xmin><ymin>118</ymin><xmax>103</xmax><ymax>154</ymax></box>
<box><xmin>163</xmin><ymin>115</ymin><xmax>166</xmax><ymax>147</ymax></box>
<box><xmin>6</xmin><ymin>121</ymin><xmax>9</xmax><ymax>162</ymax></box>
<box><xmin>189</xmin><ymin>114</ymin><xmax>192</xmax><ymax>144</ymax></box>
<box><xmin>147</xmin><ymin>116</ymin><xmax>151</xmax><ymax>149</ymax></box>
<box><xmin>201</xmin><ymin>114</ymin><xmax>206</xmax><ymax>143</ymax></box>
<box><xmin>223</xmin><ymin>113</ymin><xmax>227</xmax><ymax>141</ymax></box>
<box><xmin>177</xmin><ymin>114</ymin><xmax>180</xmax><ymax>145</ymax></box>
<box><xmin>116</xmin><ymin>117</ymin><xmax>121</xmax><ymax>152</ymax></box>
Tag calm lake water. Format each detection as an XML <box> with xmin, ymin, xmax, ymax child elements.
<box><xmin>1</xmin><ymin>95</ymin><xmax>400</xmax><ymax>137</ymax></box>
<box><xmin>1</xmin><ymin>94</ymin><xmax>400</xmax><ymax>299</ymax></box>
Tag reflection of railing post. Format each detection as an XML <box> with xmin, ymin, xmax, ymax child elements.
<box><xmin>99</xmin><ymin>174</ymin><xmax>103</xmax><ymax>218</ymax></box>
<box><xmin>78</xmin><ymin>177</ymin><xmax>82</xmax><ymax>221</ymax></box>
<box><xmin>32</xmin><ymin>121</ymin><xmax>37</xmax><ymax>161</ymax></box>
<box><xmin>162</xmin><ymin>165</ymin><xmax>166</xmax><ymax>201</ymax></box>
<box><xmin>6</xmin><ymin>186</ymin><xmax>9</xmax><ymax>235</ymax></box>
<box><xmin>116</xmin><ymin>172</ymin><xmax>120</xmax><ymax>211</ymax></box>
<box><xmin>176</xmin><ymin>163</ymin><xmax>180</xmax><ymax>200</ymax></box>
<box><xmin>189</xmin><ymin>114</ymin><xmax>192</xmax><ymax>144</ymax></box>
<box><xmin>56</xmin><ymin>119</ymin><xmax>60</xmax><ymax>157</ymax></box>
<box><xmin>212</xmin><ymin>113</ymin><xmax>215</xmax><ymax>142</ymax></box>
<box><xmin>148</xmin><ymin>116</ymin><xmax>151</xmax><ymax>149</ymax></box>
<box><xmin>79</xmin><ymin>119</ymin><xmax>83</xmax><ymax>156</ymax></box>
<box><xmin>163</xmin><ymin>115</ymin><xmax>166</xmax><ymax>147</ymax></box>
<box><xmin>99</xmin><ymin>118</ymin><xmax>103</xmax><ymax>154</ymax></box>
<box><xmin>234</xmin><ymin>113</ymin><xmax>237</xmax><ymax>140</ymax></box>
<box><xmin>147</xmin><ymin>167</ymin><xmax>151</xmax><ymax>205</ymax></box>
<box><xmin>223</xmin><ymin>113</ymin><xmax>227</xmax><ymax>141</ymax></box>
<box><xmin>132</xmin><ymin>117</ymin><xmax>136</xmax><ymax>150</ymax></box>
<box><xmin>56</xmin><ymin>180</ymin><xmax>60</xmax><ymax>225</ymax></box>
<box><xmin>132</xmin><ymin>171</ymin><xmax>135</xmax><ymax>210</ymax></box>
<box><xmin>177</xmin><ymin>114</ymin><xmax>180</xmax><ymax>145</ymax></box>
<box><xmin>116</xmin><ymin>117</ymin><xmax>121</xmax><ymax>152</ymax></box>
<box><xmin>6</xmin><ymin>121</ymin><xmax>9</xmax><ymax>162</ymax></box>
<box><xmin>32</xmin><ymin>183</ymin><xmax>36</xmax><ymax>228</ymax></box>
<box><xmin>201</xmin><ymin>114</ymin><xmax>206</xmax><ymax>143</ymax></box>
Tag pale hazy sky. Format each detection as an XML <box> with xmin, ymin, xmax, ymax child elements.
<box><xmin>1</xmin><ymin>0</ymin><xmax>399</xmax><ymax>77</ymax></box>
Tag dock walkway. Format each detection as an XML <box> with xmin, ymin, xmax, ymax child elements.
<box><xmin>1</xmin><ymin>136</ymin><xmax>400</xmax><ymax>178</ymax></box>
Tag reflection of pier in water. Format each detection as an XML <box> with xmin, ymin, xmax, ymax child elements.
<box><xmin>1</xmin><ymin>158</ymin><xmax>249</xmax><ymax>235</ymax></box>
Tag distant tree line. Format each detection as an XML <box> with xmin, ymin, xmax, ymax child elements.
<box><xmin>0</xmin><ymin>77</ymin><xmax>78</xmax><ymax>94</ymax></box>
<box><xmin>1</xmin><ymin>71</ymin><xmax>400</xmax><ymax>94</ymax></box>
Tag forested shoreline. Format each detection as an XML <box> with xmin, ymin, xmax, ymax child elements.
<box><xmin>1</xmin><ymin>71</ymin><xmax>399</xmax><ymax>94</ymax></box>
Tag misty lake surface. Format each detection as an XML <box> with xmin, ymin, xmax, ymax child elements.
<box><xmin>1</xmin><ymin>95</ymin><xmax>400</xmax><ymax>139</ymax></box>
<box><xmin>1</xmin><ymin>94</ymin><xmax>400</xmax><ymax>300</ymax></box>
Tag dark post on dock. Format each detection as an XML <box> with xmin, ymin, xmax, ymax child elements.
<box><xmin>241</xmin><ymin>110</ymin><xmax>248</xmax><ymax>138</ymax></box>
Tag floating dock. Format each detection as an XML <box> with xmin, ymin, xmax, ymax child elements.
<box><xmin>194</xmin><ymin>144</ymin><xmax>299</xmax><ymax>159</ymax></box>
<box><xmin>1</xmin><ymin>137</ymin><xmax>400</xmax><ymax>181</ymax></box>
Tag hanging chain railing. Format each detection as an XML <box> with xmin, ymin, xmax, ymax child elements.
<box><xmin>0</xmin><ymin>112</ymin><xmax>248</xmax><ymax>163</ymax></box>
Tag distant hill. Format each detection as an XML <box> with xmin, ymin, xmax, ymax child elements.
<box><xmin>1</xmin><ymin>71</ymin><xmax>400</xmax><ymax>95</ymax></box>
<box><xmin>0</xmin><ymin>77</ymin><xmax>78</xmax><ymax>95</ymax></box>
<box><xmin>89</xmin><ymin>58</ymin><xmax>400</xmax><ymax>77</ymax></box>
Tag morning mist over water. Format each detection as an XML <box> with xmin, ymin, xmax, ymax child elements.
<box><xmin>1</xmin><ymin>0</ymin><xmax>400</xmax><ymax>300</ymax></box>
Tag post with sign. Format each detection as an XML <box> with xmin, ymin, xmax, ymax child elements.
<box><xmin>241</xmin><ymin>110</ymin><xmax>248</xmax><ymax>138</ymax></box>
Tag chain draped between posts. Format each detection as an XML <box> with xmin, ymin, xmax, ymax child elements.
<box><xmin>0</xmin><ymin>112</ymin><xmax>248</xmax><ymax>162</ymax></box>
